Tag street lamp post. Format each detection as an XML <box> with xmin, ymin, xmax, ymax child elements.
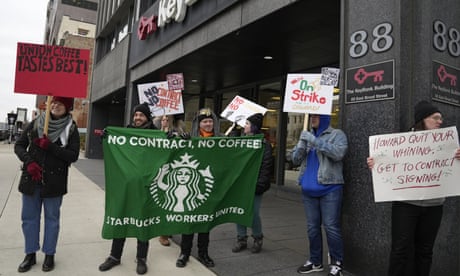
<box><xmin>7</xmin><ymin>113</ymin><xmax>17</xmax><ymax>144</ymax></box>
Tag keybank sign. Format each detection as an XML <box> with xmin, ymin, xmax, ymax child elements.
<box><xmin>137</xmin><ymin>0</ymin><xmax>199</xmax><ymax>40</ymax></box>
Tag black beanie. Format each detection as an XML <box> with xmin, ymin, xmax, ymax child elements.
<box><xmin>247</xmin><ymin>113</ymin><xmax>263</xmax><ymax>130</ymax></box>
<box><xmin>414</xmin><ymin>101</ymin><xmax>440</xmax><ymax>123</ymax></box>
<box><xmin>133</xmin><ymin>102</ymin><xmax>151</xmax><ymax>119</ymax></box>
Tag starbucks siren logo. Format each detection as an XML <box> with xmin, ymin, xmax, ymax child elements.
<box><xmin>150</xmin><ymin>153</ymin><xmax>214</xmax><ymax>212</ymax></box>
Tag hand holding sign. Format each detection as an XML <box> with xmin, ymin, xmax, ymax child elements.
<box><xmin>220</xmin><ymin>96</ymin><xmax>267</xmax><ymax>128</ymax></box>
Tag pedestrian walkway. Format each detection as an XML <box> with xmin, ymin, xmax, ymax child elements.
<box><xmin>0</xmin><ymin>143</ymin><xmax>349</xmax><ymax>275</ymax></box>
<box><xmin>0</xmin><ymin>143</ymin><xmax>215</xmax><ymax>276</ymax></box>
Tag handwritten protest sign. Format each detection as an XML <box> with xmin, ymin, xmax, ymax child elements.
<box><xmin>283</xmin><ymin>74</ymin><xmax>334</xmax><ymax>115</ymax></box>
<box><xmin>369</xmin><ymin>126</ymin><xmax>460</xmax><ymax>202</ymax></box>
<box><xmin>220</xmin><ymin>96</ymin><xmax>267</xmax><ymax>127</ymax></box>
<box><xmin>14</xmin><ymin>42</ymin><xmax>90</xmax><ymax>98</ymax></box>
<box><xmin>166</xmin><ymin>73</ymin><xmax>184</xmax><ymax>91</ymax></box>
<box><xmin>137</xmin><ymin>81</ymin><xmax>184</xmax><ymax>116</ymax></box>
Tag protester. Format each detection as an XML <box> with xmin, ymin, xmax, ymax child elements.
<box><xmin>291</xmin><ymin>114</ymin><xmax>348</xmax><ymax>276</ymax></box>
<box><xmin>367</xmin><ymin>100</ymin><xmax>460</xmax><ymax>276</ymax></box>
<box><xmin>232</xmin><ymin>113</ymin><xmax>273</xmax><ymax>254</ymax></box>
<box><xmin>153</xmin><ymin>114</ymin><xmax>173</xmax><ymax>246</ymax></box>
<box><xmin>14</xmin><ymin>96</ymin><xmax>80</xmax><ymax>272</ymax></box>
<box><xmin>99</xmin><ymin>102</ymin><xmax>157</xmax><ymax>275</ymax></box>
<box><xmin>176</xmin><ymin>107</ymin><xmax>219</xmax><ymax>268</ymax></box>
<box><xmin>154</xmin><ymin>114</ymin><xmax>172</xmax><ymax>132</ymax></box>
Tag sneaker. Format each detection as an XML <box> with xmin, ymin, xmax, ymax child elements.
<box><xmin>328</xmin><ymin>264</ymin><xmax>343</xmax><ymax>276</ymax></box>
<box><xmin>158</xmin><ymin>236</ymin><xmax>170</xmax><ymax>246</ymax></box>
<box><xmin>297</xmin><ymin>260</ymin><xmax>324</xmax><ymax>274</ymax></box>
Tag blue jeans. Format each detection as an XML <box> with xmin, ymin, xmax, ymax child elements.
<box><xmin>302</xmin><ymin>188</ymin><xmax>343</xmax><ymax>264</ymax></box>
<box><xmin>21</xmin><ymin>186</ymin><xmax>63</xmax><ymax>255</ymax></box>
<box><xmin>236</xmin><ymin>195</ymin><xmax>263</xmax><ymax>238</ymax></box>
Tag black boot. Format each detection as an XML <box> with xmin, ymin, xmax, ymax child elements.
<box><xmin>18</xmin><ymin>253</ymin><xmax>36</xmax><ymax>273</ymax></box>
<box><xmin>198</xmin><ymin>252</ymin><xmax>215</xmax><ymax>267</ymax></box>
<box><xmin>251</xmin><ymin>235</ymin><xmax>263</xmax><ymax>253</ymax></box>
<box><xmin>232</xmin><ymin>236</ymin><xmax>248</xmax><ymax>252</ymax></box>
<box><xmin>99</xmin><ymin>256</ymin><xmax>121</xmax><ymax>271</ymax></box>
<box><xmin>42</xmin><ymin>255</ymin><xmax>55</xmax><ymax>272</ymax></box>
<box><xmin>136</xmin><ymin>258</ymin><xmax>147</xmax><ymax>275</ymax></box>
<box><xmin>176</xmin><ymin>254</ymin><xmax>189</xmax><ymax>268</ymax></box>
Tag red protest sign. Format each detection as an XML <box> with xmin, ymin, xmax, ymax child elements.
<box><xmin>14</xmin><ymin>42</ymin><xmax>90</xmax><ymax>98</ymax></box>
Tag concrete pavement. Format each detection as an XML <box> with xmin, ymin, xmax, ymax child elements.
<box><xmin>0</xmin><ymin>143</ymin><xmax>215</xmax><ymax>276</ymax></box>
<box><xmin>0</xmin><ymin>142</ymin><xmax>349</xmax><ymax>276</ymax></box>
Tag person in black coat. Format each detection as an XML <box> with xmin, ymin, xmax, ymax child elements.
<box><xmin>231</xmin><ymin>113</ymin><xmax>273</xmax><ymax>254</ymax></box>
<box><xmin>176</xmin><ymin>107</ymin><xmax>220</xmax><ymax>268</ymax></box>
<box><xmin>14</xmin><ymin>96</ymin><xmax>80</xmax><ymax>272</ymax></box>
<box><xmin>98</xmin><ymin>102</ymin><xmax>157</xmax><ymax>275</ymax></box>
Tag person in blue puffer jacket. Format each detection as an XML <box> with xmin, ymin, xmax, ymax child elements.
<box><xmin>291</xmin><ymin>114</ymin><xmax>348</xmax><ymax>276</ymax></box>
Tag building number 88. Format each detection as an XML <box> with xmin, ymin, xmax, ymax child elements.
<box><xmin>433</xmin><ymin>20</ymin><xmax>460</xmax><ymax>57</ymax></box>
<box><xmin>350</xmin><ymin>20</ymin><xmax>460</xmax><ymax>58</ymax></box>
<box><xmin>349</xmin><ymin>23</ymin><xmax>393</xmax><ymax>58</ymax></box>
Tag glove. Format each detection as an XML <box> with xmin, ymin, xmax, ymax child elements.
<box><xmin>26</xmin><ymin>162</ymin><xmax>42</xmax><ymax>181</ymax></box>
<box><xmin>166</xmin><ymin>130</ymin><xmax>176</xmax><ymax>139</ymax></box>
<box><xmin>300</xmin><ymin>130</ymin><xmax>316</xmax><ymax>144</ymax></box>
<box><xmin>94</xmin><ymin>128</ymin><xmax>108</xmax><ymax>138</ymax></box>
<box><xmin>296</xmin><ymin>139</ymin><xmax>308</xmax><ymax>149</ymax></box>
<box><xmin>33</xmin><ymin>135</ymin><xmax>51</xmax><ymax>150</ymax></box>
<box><xmin>179</xmin><ymin>132</ymin><xmax>191</xmax><ymax>140</ymax></box>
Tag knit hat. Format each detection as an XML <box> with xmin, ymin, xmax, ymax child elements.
<box><xmin>246</xmin><ymin>113</ymin><xmax>263</xmax><ymax>130</ymax></box>
<box><xmin>414</xmin><ymin>101</ymin><xmax>440</xmax><ymax>123</ymax></box>
<box><xmin>52</xmin><ymin>96</ymin><xmax>74</xmax><ymax>112</ymax></box>
<box><xmin>197</xmin><ymin>108</ymin><xmax>213</xmax><ymax>122</ymax></box>
<box><xmin>133</xmin><ymin>102</ymin><xmax>152</xmax><ymax>119</ymax></box>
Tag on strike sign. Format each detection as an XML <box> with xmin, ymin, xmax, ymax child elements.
<box><xmin>369</xmin><ymin>126</ymin><xmax>460</xmax><ymax>202</ymax></box>
<box><xmin>14</xmin><ymin>42</ymin><xmax>90</xmax><ymax>98</ymax></box>
<box><xmin>283</xmin><ymin>73</ymin><xmax>334</xmax><ymax>115</ymax></box>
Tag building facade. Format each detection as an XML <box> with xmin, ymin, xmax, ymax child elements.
<box><xmin>36</xmin><ymin>0</ymin><xmax>98</xmax><ymax>139</ymax></box>
<box><xmin>87</xmin><ymin>0</ymin><xmax>460</xmax><ymax>275</ymax></box>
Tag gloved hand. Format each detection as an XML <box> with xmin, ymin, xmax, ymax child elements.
<box><xmin>27</xmin><ymin>162</ymin><xmax>42</xmax><ymax>181</ymax></box>
<box><xmin>179</xmin><ymin>132</ymin><xmax>191</xmax><ymax>140</ymax></box>
<box><xmin>166</xmin><ymin>130</ymin><xmax>176</xmax><ymax>139</ymax></box>
<box><xmin>300</xmin><ymin>130</ymin><xmax>316</xmax><ymax>144</ymax></box>
<box><xmin>33</xmin><ymin>135</ymin><xmax>51</xmax><ymax>150</ymax></box>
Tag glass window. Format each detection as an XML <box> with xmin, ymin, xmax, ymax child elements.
<box><xmin>78</xmin><ymin>28</ymin><xmax>89</xmax><ymax>36</ymax></box>
<box><xmin>118</xmin><ymin>17</ymin><xmax>129</xmax><ymax>42</ymax></box>
<box><xmin>109</xmin><ymin>31</ymin><xmax>116</xmax><ymax>50</ymax></box>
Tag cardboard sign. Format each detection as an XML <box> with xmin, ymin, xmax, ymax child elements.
<box><xmin>137</xmin><ymin>81</ymin><xmax>184</xmax><ymax>116</ymax></box>
<box><xmin>220</xmin><ymin>96</ymin><xmax>267</xmax><ymax>127</ymax></box>
<box><xmin>369</xmin><ymin>126</ymin><xmax>460</xmax><ymax>202</ymax></box>
<box><xmin>14</xmin><ymin>42</ymin><xmax>90</xmax><ymax>98</ymax></box>
<box><xmin>320</xmin><ymin>67</ymin><xmax>340</xmax><ymax>86</ymax></box>
<box><xmin>283</xmin><ymin>74</ymin><xmax>334</xmax><ymax>115</ymax></box>
<box><xmin>166</xmin><ymin>73</ymin><xmax>184</xmax><ymax>91</ymax></box>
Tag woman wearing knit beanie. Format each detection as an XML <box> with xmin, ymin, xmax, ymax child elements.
<box><xmin>14</xmin><ymin>96</ymin><xmax>80</xmax><ymax>272</ymax></box>
<box><xmin>232</xmin><ymin>113</ymin><xmax>273</xmax><ymax>254</ymax></box>
<box><xmin>367</xmin><ymin>100</ymin><xmax>460</xmax><ymax>275</ymax></box>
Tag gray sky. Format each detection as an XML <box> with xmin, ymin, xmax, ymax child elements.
<box><xmin>0</xmin><ymin>0</ymin><xmax>48</xmax><ymax>122</ymax></box>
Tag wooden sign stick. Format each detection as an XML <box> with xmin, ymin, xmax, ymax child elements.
<box><xmin>43</xmin><ymin>96</ymin><xmax>52</xmax><ymax>136</ymax></box>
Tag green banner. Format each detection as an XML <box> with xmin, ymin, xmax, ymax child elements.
<box><xmin>101</xmin><ymin>126</ymin><xmax>264</xmax><ymax>240</ymax></box>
